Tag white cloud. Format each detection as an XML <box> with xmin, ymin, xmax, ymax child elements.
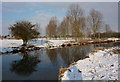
<box><xmin>30</xmin><ymin>12</ymin><xmax>63</xmax><ymax>36</ymax></box>
<box><xmin>1</xmin><ymin>2</ymin><xmax>118</xmax><ymax>35</ymax></box>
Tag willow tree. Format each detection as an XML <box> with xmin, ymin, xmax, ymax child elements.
<box><xmin>88</xmin><ymin>9</ymin><xmax>103</xmax><ymax>39</ymax></box>
<box><xmin>46</xmin><ymin>16</ymin><xmax>57</xmax><ymax>39</ymax></box>
<box><xmin>9</xmin><ymin>21</ymin><xmax>40</xmax><ymax>46</ymax></box>
<box><xmin>67</xmin><ymin>4</ymin><xmax>84</xmax><ymax>41</ymax></box>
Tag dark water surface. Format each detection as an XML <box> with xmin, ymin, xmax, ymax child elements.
<box><xmin>2</xmin><ymin>42</ymin><xmax>119</xmax><ymax>80</ymax></box>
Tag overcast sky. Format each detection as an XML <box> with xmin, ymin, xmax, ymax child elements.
<box><xmin>2</xmin><ymin>2</ymin><xmax>118</xmax><ymax>36</ymax></box>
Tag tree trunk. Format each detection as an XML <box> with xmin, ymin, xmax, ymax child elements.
<box><xmin>98</xmin><ymin>33</ymin><xmax>100</xmax><ymax>39</ymax></box>
<box><xmin>49</xmin><ymin>35</ymin><xmax>51</xmax><ymax>40</ymax></box>
<box><xmin>75</xmin><ymin>31</ymin><xmax>77</xmax><ymax>41</ymax></box>
<box><xmin>94</xmin><ymin>33</ymin><xmax>96</xmax><ymax>39</ymax></box>
<box><xmin>23</xmin><ymin>40</ymin><xmax>27</xmax><ymax>46</ymax></box>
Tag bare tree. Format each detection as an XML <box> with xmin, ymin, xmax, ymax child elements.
<box><xmin>86</xmin><ymin>27</ymin><xmax>91</xmax><ymax>38</ymax></box>
<box><xmin>57</xmin><ymin>16</ymin><xmax>70</xmax><ymax>39</ymax></box>
<box><xmin>57</xmin><ymin>18</ymin><xmax>67</xmax><ymax>39</ymax></box>
<box><xmin>66</xmin><ymin>16</ymin><xmax>70</xmax><ymax>39</ymax></box>
<box><xmin>67</xmin><ymin>4</ymin><xmax>84</xmax><ymax>41</ymax></box>
<box><xmin>104</xmin><ymin>24</ymin><xmax>112</xmax><ymax>38</ymax></box>
<box><xmin>105</xmin><ymin>24</ymin><xmax>111</xmax><ymax>33</ymax></box>
<box><xmin>46</xmin><ymin>16</ymin><xmax>58</xmax><ymax>39</ymax></box>
<box><xmin>78</xmin><ymin>16</ymin><xmax>86</xmax><ymax>38</ymax></box>
<box><xmin>88</xmin><ymin>9</ymin><xmax>103</xmax><ymax>39</ymax></box>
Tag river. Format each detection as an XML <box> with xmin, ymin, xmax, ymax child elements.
<box><xmin>1</xmin><ymin>42</ymin><xmax>119</xmax><ymax>80</ymax></box>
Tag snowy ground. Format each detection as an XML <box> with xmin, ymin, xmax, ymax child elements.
<box><xmin>0</xmin><ymin>39</ymin><xmax>73</xmax><ymax>53</ymax></box>
<box><xmin>0</xmin><ymin>39</ymin><xmax>23</xmax><ymax>53</ymax></box>
<box><xmin>107</xmin><ymin>38</ymin><xmax>120</xmax><ymax>41</ymax></box>
<box><xmin>0</xmin><ymin>39</ymin><xmax>23</xmax><ymax>48</ymax></box>
<box><xmin>40</xmin><ymin>40</ymin><xmax>73</xmax><ymax>48</ymax></box>
<box><xmin>61</xmin><ymin>47</ymin><xmax>120</xmax><ymax>80</ymax></box>
<box><xmin>0</xmin><ymin>38</ymin><xmax>119</xmax><ymax>53</ymax></box>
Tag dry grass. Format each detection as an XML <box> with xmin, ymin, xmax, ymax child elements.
<box><xmin>58</xmin><ymin>75</ymin><xmax>64</xmax><ymax>81</ymax></box>
<box><xmin>112</xmin><ymin>50</ymin><xmax>120</xmax><ymax>54</ymax></box>
<box><xmin>97</xmin><ymin>48</ymin><xmax>105</xmax><ymax>51</ymax></box>
<box><xmin>85</xmin><ymin>55</ymin><xmax>90</xmax><ymax>58</ymax></box>
<box><xmin>69</xmin><ymin>62</ymin><xmax>77</xmax><ymax>67</ymax></box>
<box><xmin>92</xmin><ymin>50</ymin><xmax>97</xmax><ymax>53</ymax></box>
<box><xmin>59</xmin><ymin>68</ymin><xmax>68</xmax><ymax>81</ymax></box>
<box><xmin>59</xmin><ymin>68</ymin><xmax>68</xmax><ymax>74</ymax></box>
<box><xmin>59</xmin><ymin>62</ymin><xmax>77</xmax><ymax>81</ymax></box>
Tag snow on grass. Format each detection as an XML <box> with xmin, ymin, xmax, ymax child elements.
<box><xmin>45</xmin><ymin>40</ymin><xmax>73</xmax><ymax>47</ymax></box>
<box><xmin>107</xmin><ymin>38</ymin><xmax>119</xmax><ymax>41</ymax></box>
<box><xmin>28</xmin><ymin>39</ymin><xmax>73</xmax><ymax>48</ymax></box>
<box><xmin>61</xmin><ymin>47</ymin><xmax>119</xmax><ymax>80</ymax></box>
<box><xmin>0</xmin><ymin>39</ymin><xmax>23</xmax><ymax>53</ymax></box>
<box><xmin>0</xmin><ymin>39</ymin><xmax>23</xmax><ymax>48</ymax></box>
<box><xmin>0</xmin><ymin>39</ymin><xmax>73</xmax><ymax>53</ymax></box>
<box><xmin>0</xmin><ymin>38</ymin><xmax>119</xmax><ymax>53</ymax></box>
<box><xmin>28</xmin><ymin>39</ymin><xmax>47</xmax><ymax>47</ymax></box>
<box><xmin>88</xmin><ymin>41</ymin><xmax>94</xmax><ymax>42</ymax></box>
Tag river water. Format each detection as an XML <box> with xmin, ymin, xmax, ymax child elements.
<box><xmin>1</xmin><ymin>42</ymin><xmax>119</xmax><ymax>80</ymax></box>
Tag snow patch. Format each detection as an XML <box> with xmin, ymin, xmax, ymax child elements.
<box><xmin>107</xmin><ymin>38</ymin><xmax>119</xmax><ymax>41</ymax></box>
<box><xmin>0</xmin><ymin>39</ymin><xmax>73</xmax><ymax>53</ymax></box>
<box><xmin>61</xmin><ymin>47</ymin><xmax>119</xmax><ymax>80</ymax></box>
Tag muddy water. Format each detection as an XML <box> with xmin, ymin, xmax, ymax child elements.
<box><xmin>2</xmin><ymin>42</ymin><xmax>119</xmax><ymax>80</ymax></box>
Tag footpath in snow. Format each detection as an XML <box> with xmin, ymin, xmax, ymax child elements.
<box><xmin>60</xmin><ymin>47</ymin><xmax>120</xmax><ymax>80</ymax></box>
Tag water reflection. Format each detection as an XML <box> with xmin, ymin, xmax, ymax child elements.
<box><xmin>2</xmin><ymin>42</ymin><xmax>119</xmax><ymax>80</ymax></box>
<box><xmin>95</xmin><ymin>42</ymin><xmax>120</xmax><ymax>48</ymax></box>
<box><xmin>47</xmin><ymin>45</ymin><xmax>94</xmax><ymax>66</ymax></box>
<box><xmin>46</xmin><ymin>49</ymin><xmax>57</xmax><ymax>64</ymax></box>
<box><xmin>10</xmin><ymin>52</ymin><xmax>40</xmax><ymax>76</ymax></box>
<box><xmin>58</xmin><ymin>47</ymin><xmax>72</xmax><ymax>65</ymax></box>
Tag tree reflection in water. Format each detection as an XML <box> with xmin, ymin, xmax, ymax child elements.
<box><xmin>58</xmin><ymin>45</ymin><xmax>93</xmax><ymax>65</ymax></box>
<box><xmin>58</xmin><ymin>47</ymin><xmax>72</xmax><ymax>65</ymax></box>
<box><xmin>10</xmin><ymin>52</ymin><xmax>40</xmax><ymax>76</ymax></box>
<box><xmin>46</xmin><ymin>49</ymin><xmax>57</xmax><ymax>64</ymax></box>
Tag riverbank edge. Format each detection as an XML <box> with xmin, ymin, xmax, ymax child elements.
<box><xmin>1</xmin><ymin>38</ymin><xmax>120</xmax><ymax>54</ymax></box>
<box><xmin>58</xmin><ymin>47</ymin><xmax>120</xmax><ymax>81</ymax></box>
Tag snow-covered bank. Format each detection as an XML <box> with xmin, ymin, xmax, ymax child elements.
<box><xmin>0</xmin><ymin>39</ymin><xmax>46</xmax><ymax>53</ymax></box>
<box><xmin>0</xmin><ymin>39</ymin><xmax>73</xmax><ymax>53</ymax></box>
<box><xmin>61</xmin><ymin>47</ymin><xmax>120</xmax><ymax>80</ymax></box>
<box><xmin>0</xmin><ymin>38</ymin><xmax>120</xmax><ymax>53</ymax></box>
<box><xmin>107</xmin><ymin>38</ymin><xmax>120</xmax><ymax>41</ymax></box>
<box><xmin>38</xmin><ymin>40</ymin><xmax>74</xmax><ymax>48</ymax></box>
<box><xmin>0</xmin><ymin>39</ymin><xmax>23</xmax><ymax>53</ymax></box>
<box><xmin>0</xmin><ymin>39</ymin><xmax>23</xmax><ymax>48</ymax></box>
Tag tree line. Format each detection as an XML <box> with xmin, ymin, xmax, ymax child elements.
<box><xmin>46</xmin><ymin>4</ymin><xmax>112</xmax><ymax>41</ymax></box>
<box><xmin>8</xmin><ymin>4</ymin><xmax>114</xmax><ymax>46</ymax></box>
